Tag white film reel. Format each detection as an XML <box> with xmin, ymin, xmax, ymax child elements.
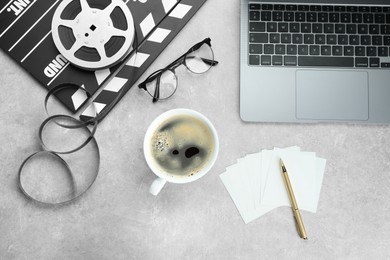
<box><xmin>51</xmin><ymin>0</ymin><xmax>135</xmax><ymax>70</ymax></box>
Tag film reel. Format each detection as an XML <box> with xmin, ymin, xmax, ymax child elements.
<box><xmin>51</xmin><ymin>0</ymin><xmax>135</xmax><ymax>70</ymax></box>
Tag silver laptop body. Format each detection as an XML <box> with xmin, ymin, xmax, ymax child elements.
<box><xmin>240</xmin><ymin>0</ymin><xmax>390</xmax><ymax>123</ymax></box>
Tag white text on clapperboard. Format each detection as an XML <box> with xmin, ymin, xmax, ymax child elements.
<box><xmin>7</xmin><ymin>0</ymin><xmax>31</xmax><ymax>16</ymax></box>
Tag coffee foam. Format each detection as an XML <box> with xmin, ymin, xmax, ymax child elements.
<box><xmin>149</xmin><ymin>114</ymin><xmax>215</xmax><ymax>178</ymax></box>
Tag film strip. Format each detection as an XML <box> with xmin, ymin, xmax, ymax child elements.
<box><xmin>80</xmin><ymin>0</ymin><xmax>207</xmax><ymax>121</ymax></box>
<box><xmin>0</xmin><ymin>0</ymin><xmax>204</xmax><ymax>118</ymax></box>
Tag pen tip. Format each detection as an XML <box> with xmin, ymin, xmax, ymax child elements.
<box><xmin>280</xmin><ymin>159</ymin><xmax>284</xmax><ymax>167</ymax></box>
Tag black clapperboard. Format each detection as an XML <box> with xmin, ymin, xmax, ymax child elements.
<box><xmin>0</xmin><ymin>0</ymin><xmax>207</xmax><ymax>121</ymax></box>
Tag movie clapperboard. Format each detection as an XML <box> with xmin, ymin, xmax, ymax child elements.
<box><xmin>0</xmin><ymin>0</ymin><xmax>207</xmax><ymax>121</ymax></box>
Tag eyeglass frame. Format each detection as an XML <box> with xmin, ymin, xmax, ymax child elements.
<box><xmin>138</xmin><ymin>37</ymin><xmax>219</xmax><ymax>102</ymax></box>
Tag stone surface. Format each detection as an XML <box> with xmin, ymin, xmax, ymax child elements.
<box><xmin>1</xmin><ymin>0</ymin><xmax>390</xmax><ymax>259</ymax></box>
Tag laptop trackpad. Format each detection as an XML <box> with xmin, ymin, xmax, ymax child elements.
<box><xmin>296</xmin><ymin>70</ymin><xmax>369</xmax><ymax>121</ymax></box>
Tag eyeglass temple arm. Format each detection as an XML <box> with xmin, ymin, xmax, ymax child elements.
<box><xmin>152</xmin><ymin>76</ymin><xmax>161</xmax><ymax>103</ymax></box>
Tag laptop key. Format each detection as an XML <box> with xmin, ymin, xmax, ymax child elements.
<box><xmin>286</xmin><ymin>5</ymin><xmax>297</xmax><ymax>11</ymax></box>
<box><xmin>284</xmin><ymin>56</ymin><xmax>297</xmax><ymax>66</ymax></box>
<box><xmin>358</xmin><ymin>24</ymin><xmax>368</xmax><ymax>34</ymax></box>
<box><xmin>310</xmin><ymin>45</ymin><xmax>320</xmax><ymax>55</ymax></box>
<box><xmin>335</xmin><ymin>24</ymin><xmax>346</xmax><ymax>33</ymax></box>
<box><xmin>249</xmin><ymin>44</ymin><xmax>263</xmax><ymax>54</ymax></box>
<box><xmin>361</xmin><ymin>35</ymin><xmax>371</xmax><ymax>45</ymax></box>
<box><xmin>307</xmin><ymin>12</ymin><xmax>317</xmax><ymax>22</ymax></box>
<box><xmin>378</xmin><ymin>47</ymin><xmax>388</xmax><ymax>56</ymax></box>
<box><xmin>321</xmin><ymin>46</ymin><xmax>332</xmax><ymax>55</ymax></box>
<box><xmin>352</xmin><ymin>13</ymin><xmax>362</xmax><ymax>23</ymax></box>
<box><xmin>381</xmin><ymin>25</ymin><xmax>390</xmax><ymax>35</ymax></box>
<box><xmin>250</xmin><ymin>33</ymin><xmax>268</xmax><ymax>43</ymax></box>
<box><xmin>329</xmin><ymin>13</ymin><xmax>340</xmax><ymax>23</ymax></box>
<box><xmin>298</xmin><ymin>57</ymin><xmax>354</xmax><ymax>67</ymax></box>
<box><xmin>338</xmin><ymin>35</ymin><xmax>348</xmax><ymax>45</ymax></box>
<box><xmin>250</xmin><ymin>22</ymin><xmax>266</xmax><ymax>32</ymax></box>
<box><xmin>355</xmin><ymin>46</ymin><xmax>365</xmax><ymax>56</ymax></box>
<box><xmin>275</xmin><ymin>44</ymin><xmax>286</xmax><ymax>54</ymax></box>
<box><xmin>249</xmin><ymin>4</ymin><xmax>260</xmax><ymax>10</ymax></box>
<box><xmin>281</xmin><ymin>34</ymin><xmax>292</xmax><ymax>43</ymax></box>
<box><xmin>367</xmin><ymin>47</ymin><xmax>377</xmax><ymax>56</ymax></box>
<box><xmin>264</xmin><ymin>44</ymin><xmax>274</xmax><ymax>54</ymax></box>
<box><xmin>250</xmin><ymin>11</ymin><xmax>260</xmax><ymax>21</ymax></box>
<box><xmin>290</xmin><ymin>23</ymin><xmax>299</xmax><ymax>32</ymax></box>
<box><xmin>369</xmin><ymin>25</ymin><xmax>380</xmax><ymax>34</ymax></box>
<box><xmin>261</xmin><ymin>11</ymin><xmax>272</xmax><ymax>21</ymax></box>
<box><xmin>284</xmin><ymin>12</ymin><xmax>294</xmax><ymax>21</ymax></box>
<box><xmin>385</xmin><ymin>36</ymin><xmax>390</xmax><ymax>45</ymax></box>
<box><xmin>272</xmin><ymin>55</ymin><xmax>283</xmax><ymax>65</ymax></box>
<box><xmin>249</xmin><ymin>55</ymin><xmax>260</xmax><ymax>65</ymax></box>
<box><xmin>369</xmin><ymin>58</ymin><xmax>380</xmax><ymax>67</ymax></box>
<box><xmin>312</xmin><ymin>23</ymin><xmax>323</xmax><ymax>33</ymax></box>
<box><xmin>270</xmin><ymin>33</ymin><xmax>280</xmax><ymax>43</ymax></box>
<box><xmin>272</xmin><ymin>11</ymin><xmax>283</xmax><ymax>21</ymax></box>
<box><xmin>301</xmin><ymin>23</ymin><xmax>311</xmax><ymax>33</ymax></box>
<box><xmin>261</xmin><ymin>55</ymin><xmax>271</xmax><ymax>65</ymax></box>
<box><xmin>278</xmin><ymin>23</ymin><xmax>289</xmax><ymax>32</ymax></box>
<box><xmin>341</xmin><ymin>13</ymin><xmax>351</xmax><ymax>23</ymax></box>
<box><xmin>327</xmin><ymin>35</ymin><xmax>337</xmax><ymax>45</ymax></box>
<box><xmin>381</xmin><ymin>63</ymin><xmax>390</xmax><ymax>68</ymax></box>
<box><xmin>315</xmin><ymin>34</ymin><xmax>326</xmax><ymax>44</ymax></box>
<box><xmin>349</xmin><ymin>35</ymin><xmax>360</xmax><ymax>45</ymax></box>
<box><xmin>318</xmin><ymin>13</ymin><xmax>328</xmax><ymax>22</ymax></box>
<box><xmin>375</xmin><ymin>14</ymin><xmax>385</xmax><ymax>23</ymax></box>
<box><xmin>304</xmin><ymin>34</ymin><xmax>314</xmax><ymax>44</ymax></box>
<box><xmin>332</xmin><ymin>46</ymin><xmax>343</xmax><ymax>56</ymax></box>
<box><xmin>298</xmin><ymin>45</ymin><xmax>309</xmax><ymax>55</ymax></box>
<box><xmin>372</xmin><ymin>36</ymin><xmax>382</xmax><ymax>45</ymax></box>
<box><xmin>363</xmin><ymin>13</ymin><xmax>374</xmax><ymax>23</ymax></box>
<box><xmin>287</xmin><ymin>45</ymin><xmax>297</xmax><ymax>55</ymax></box>
<box><xmin>267</xmin><ymin>22</ymin><xmax>277</xmax><ymax>32</ymax></box>
<box><xmin>346</xmin><ymin>24</ymin><xmax>357</xmax><ymax>34</ymax></box>
<box><xmin>355</xmin><ymin>57</ymin><xmax>369</xmax><ymax>67</ymax></box>
<box><xmin>344</xmin><ymin>46</ymin><xmax>354</xmax><ymax>56</ymax></box>
<box><xmin>292</xmin><ymin>34</ymin><xmax>303</xmax><ymax>44</ymax></box>
<box><xmin>274</xmin><ymin>5</ymin><xmax>285</xmax><ymax>11</ymax></box>
<box><xmin>295</xmin><ymin>12</ymin><xmax>305</xmax><ymax>22</ymax></box>
<box><xmin>324</xmin><ymin>24</ymin><xmax>334</xmax><ymax>33</ymax></box>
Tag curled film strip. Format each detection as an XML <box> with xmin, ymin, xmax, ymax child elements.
<box><xmin>18</xmin><ymin>0</ymin><xmax>139</xmax><ymax>205</ymax></box>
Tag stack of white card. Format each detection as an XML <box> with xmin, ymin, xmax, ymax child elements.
<box><xmin>220</xmin><ymin>146</ymin><xmax>326</xmax><ymax>224</ymax></box>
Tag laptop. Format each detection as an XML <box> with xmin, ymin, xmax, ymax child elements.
<box><xmin>240</xmin><ymin>0</ymin><xmax>390</xmax><ymax>123</ymax></box>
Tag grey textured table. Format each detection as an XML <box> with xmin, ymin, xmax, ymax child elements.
<box><xmin>1</xmin><ymin>0</ymin><xmax>390</xmax><ymax>259</ymax></box>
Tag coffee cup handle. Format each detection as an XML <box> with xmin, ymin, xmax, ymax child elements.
<box><xmin>149</xmin><ymin>177</ymin><xmax>167</xmax><ymax>196</ymax></box>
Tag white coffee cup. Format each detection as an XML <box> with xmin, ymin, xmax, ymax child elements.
<box><xmin>144</xmin><ymin>108</ymin><xmax>219</xmax><ymax>195</ymax></box>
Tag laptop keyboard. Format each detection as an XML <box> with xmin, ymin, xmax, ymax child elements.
<box><xmin>248</xmin><ymin>3</ymin><xmax>390</xmax><ymax>68</ymax></box>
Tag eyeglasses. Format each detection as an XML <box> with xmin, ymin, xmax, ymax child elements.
<box><xmin>138</xmin><ymin>38</ymin><xmax>218</xmax><ymax>102</ymax></box>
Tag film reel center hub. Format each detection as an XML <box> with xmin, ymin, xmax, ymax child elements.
<box><xmin>51</xmin><ymin>0</ymin><xmax>135</xmax><ymax>70</ymax></box>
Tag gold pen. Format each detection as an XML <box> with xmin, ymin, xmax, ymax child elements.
<box><xmin>280</xmin><ymin>159</ymin><xmax>308</xmax><ymax>240</ymax></box>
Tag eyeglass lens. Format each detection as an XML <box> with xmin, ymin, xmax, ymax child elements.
<box><xmin>185</xmin><ymin>43</ymin><xmax>214</xmax><ymax>74</ymax></box>
<box><xmin>145</xmin><ymin>69</ymin><xmax>178</xmax><ymax>100</ymax></box>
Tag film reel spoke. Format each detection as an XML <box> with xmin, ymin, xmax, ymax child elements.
<box><xmin>59</xmin><ymin>18</ymin><xmax>76</xmax><ymax>29</ymax></box>
<box><xmin>95</xmin><ymin>44</ymin><xmax>108</xmax><ymax>61</ymax></box>
<box><xmin>109</xmin><ymin>28</ymin><xmax>128</xmax><ymax>38</ymax></box>
<box><xmin>79</xmin><ymin>0</ymin><xmax>91</xmax><ymax>13</ymax></box>
<box><xmin>68</xmin><ymin>39</ymin><xmax>84</xmax><ymax>56</ymax></box>
<box><xmin>102</xmin><ymin>2</ymin><xmax>119</xmax><ymax>17</ymax></box>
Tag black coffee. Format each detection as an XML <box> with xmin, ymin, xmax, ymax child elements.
<box><xmin>150</xmin><ymin>114</ymin><xmax>215</xmax><ymax>178</ymax></box>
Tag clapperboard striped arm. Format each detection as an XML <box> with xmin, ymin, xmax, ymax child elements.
<box><xmin>0</xmin><ymin>0</ymin><xmax>177</xmax><ymax>113</ymax></box>
<box><xmin>80</xmin><ymin>0</ymin><xmax>207</xmax><ymax>121</ymax></box>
